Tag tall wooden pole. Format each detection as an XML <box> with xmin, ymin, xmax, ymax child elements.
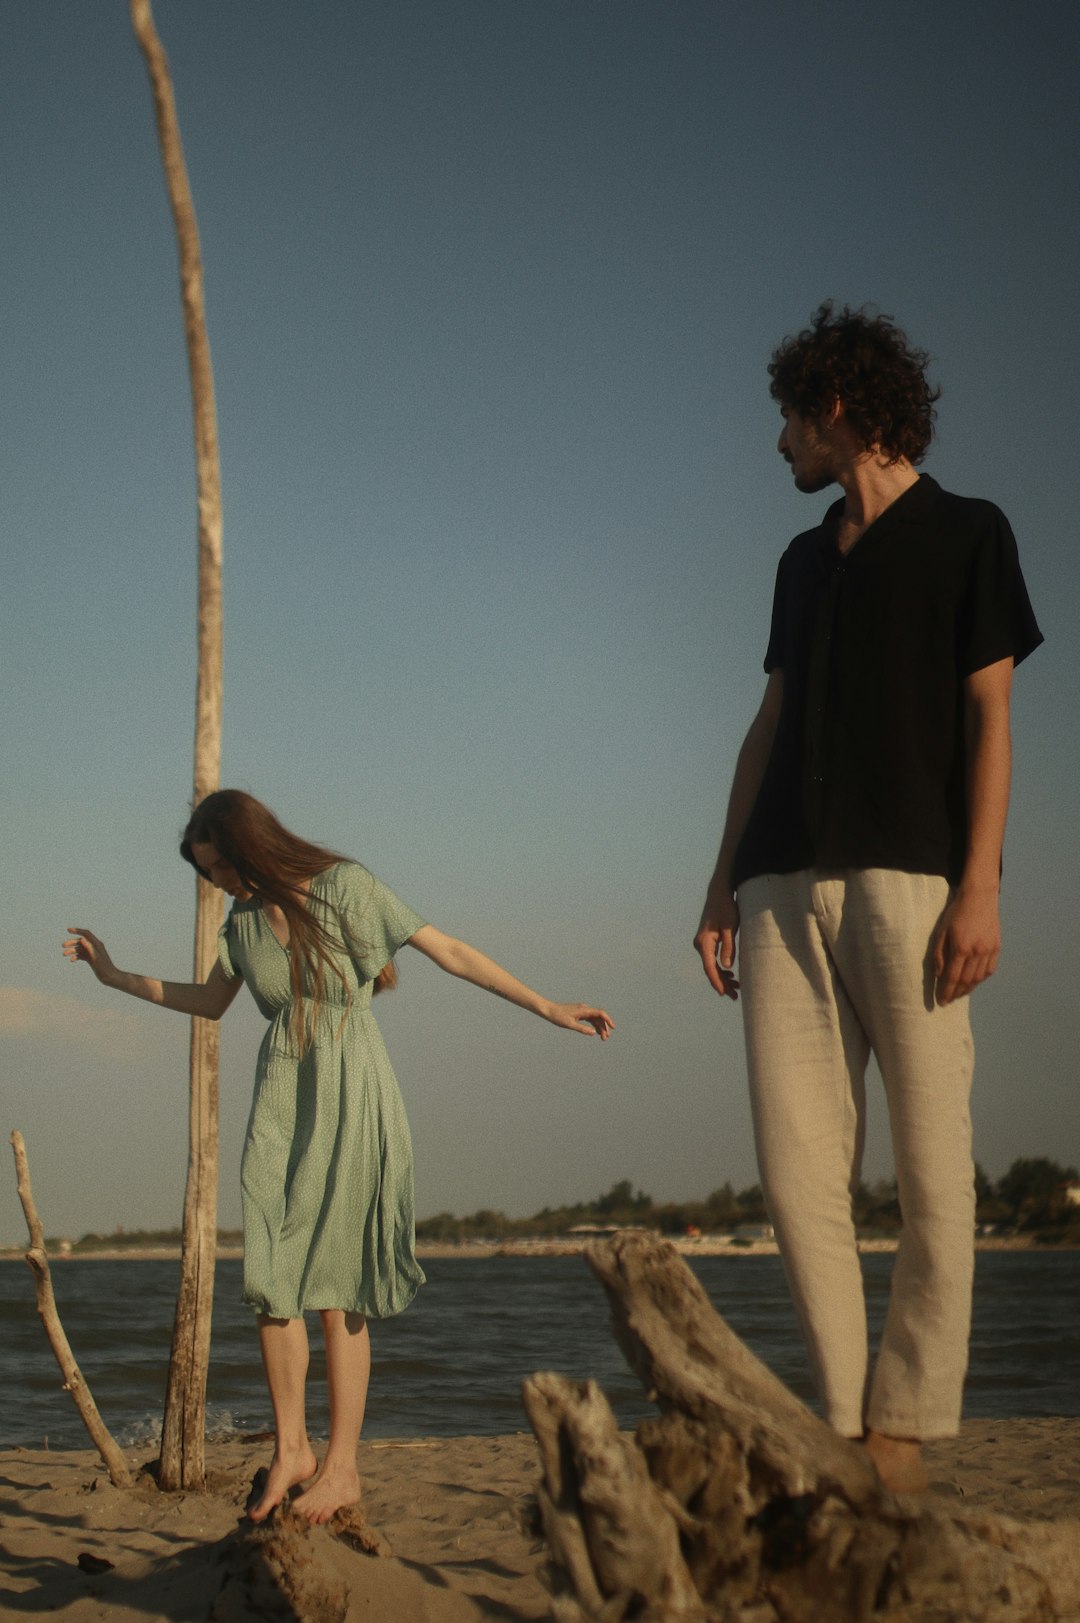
<box><xmin>130</xmin><ymin>0</ymin><xmax>224</xmax><ymax>1492</ymax></box>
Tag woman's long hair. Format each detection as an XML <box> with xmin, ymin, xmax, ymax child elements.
<box><xmin>180</xmin><ymin>790</ymin><xmax>396</xmax><ymax>1050</ymax></box>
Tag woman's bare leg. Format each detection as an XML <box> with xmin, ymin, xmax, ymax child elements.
<box><xmin>294</xmin><ymin>1310</ymin><xmax>369</xmax><ymax>1524</ymax></box>
<box><xmin>248</xmin><ymin>1314</ymin><xmax>319</xmax><ymax>1521</ymax></box>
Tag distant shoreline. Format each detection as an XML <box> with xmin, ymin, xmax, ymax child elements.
<box><xmin>1</xmin><ymin>1234</ymin><xmax>1070</xmax><ymax>1263</ymax></box>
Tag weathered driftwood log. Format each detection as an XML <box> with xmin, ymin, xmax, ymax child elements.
<box><xmin>523</xmin><ymin>1372</ymin><xmax>707</xmax><ymax>1623</ymax></box>
<box><xmin>9</xmin><ymin>1130</ymin><xmax>133</xmax><ymax>1489</ymax></box>
<box><xmin>211</xmin><ymin>1488</ymin><xmax>390</xmax><ymax>1623</ymax></box>
<box><xmin>212</xmin><ymin>1504</ymin><xmax>350</xmax><ymax>1623</ymax></box>
<box><xmin>523</xmin><ymin>1232</ymin><xmax>1080</xmax><ymax>1623</ymax></box>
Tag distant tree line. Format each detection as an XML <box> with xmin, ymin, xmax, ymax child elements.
<box><xmin>3</xmin><ymin>1157</ymin><xmax>1072</xmax><ymax>1256</ymax></box>
<box><xmin>23</xmin><ymin>1227</ymin><xmax>246</xmax><ymax>1254</ymax></box>
<box><xmin>415</xmin><ymin>1158</ymin><xmax>1080</xmax><ymax>1245</ymax></box>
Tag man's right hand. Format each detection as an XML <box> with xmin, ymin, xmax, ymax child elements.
<box><xmin>693</xmin><ymin>889</ymin><xmax>741</xmax><ymax>1001</ymax></box>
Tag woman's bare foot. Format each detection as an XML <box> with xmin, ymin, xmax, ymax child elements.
<box><xmin>246</xmin><ymin>1443</ymin><xmax>319</xmax><ymax>1522</ymax></box>
<box><xmin>293</xmin><ymin>1459</ymin><xmax>362</xmax><ymax>1525</ymax></box>
<box><xmin>864</xmin><ymin>1429</ymin><xmax>929</xmax><ymax>1494</ymax></box>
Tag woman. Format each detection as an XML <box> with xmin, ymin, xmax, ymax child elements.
<box><xmin>64</xmin><ymin>789</ymin><xmax>612</xmax><ymax>1524</ymax></box>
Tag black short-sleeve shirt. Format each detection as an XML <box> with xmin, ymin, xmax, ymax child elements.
<box><xmin>732</xmin><ymin>475</ymin><xmax>1043</xmax><ymax>889</ymax></box>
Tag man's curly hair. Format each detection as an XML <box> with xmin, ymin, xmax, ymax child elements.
<box><xmin>768</xmin><ymin>302</ymin><xmax>940</xmax><ymax>464</ymax></box>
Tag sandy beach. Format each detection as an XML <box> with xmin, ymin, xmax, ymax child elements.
<box><xmin>2</xmin><ymin>1419</ymin><xmax>1078</xmax><ymax>1620</ymax></box>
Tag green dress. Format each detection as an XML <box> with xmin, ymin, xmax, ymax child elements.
<box><xmin>217</xmin><ymin>861</ymin><xmax>427</xmax><ymax>1319</ymax></box>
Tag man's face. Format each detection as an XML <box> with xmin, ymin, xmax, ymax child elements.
<box><xmin>777</xmin><ymin>407</ymin><xmax>839</xmax><ymax>494</ymax></box>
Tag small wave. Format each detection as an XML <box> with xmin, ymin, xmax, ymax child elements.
<box><xmin>206</xmin><ymin>1407</ymin><xmax>248</xmax><ymax>1442</ymax></box>
<box><xmin>115</xmin><ymin>1404</ymin><xmax>254</xmax><ymax>1450</ymax></box>
<box><xmin>116</xmin><ymin>1412</ymin><xmax>162</xmax><ymax>1449</ymax></box>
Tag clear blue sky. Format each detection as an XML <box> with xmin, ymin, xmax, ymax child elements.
<box><xmin>3</xmin><ymin>1</ymin><xmax>1077</xmax><ymax>1244</ymax></box>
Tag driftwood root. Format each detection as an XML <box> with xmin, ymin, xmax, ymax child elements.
<box><xmin>211</xmin><ymin>1487</ymin><xmax>390</xmax><ymax>1623</ymax></box>
<box><xmin>523</xmin><ymin>1371</ymin><xmax>706</xmax><ymax>1621</ymax></box>
<box><xmin>523</xmin><ymin>1233</ymin><xmax>1080</xmax><ymax>1623</ymax></box>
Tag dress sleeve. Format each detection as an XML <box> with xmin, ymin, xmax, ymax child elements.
<box><xmin>959</xmin><ymin>507</ymin><xmax>1044</xmax><ymax>675</ymax></box>
<box><xmin>330</xmin><ymin>863</ymin><xmax>427</xmax><ymax>982</ymax></box>
<box><xmin>216</xmin><ymin>917</ymin><xmax>241</xmax><ymax>980</ymax></box>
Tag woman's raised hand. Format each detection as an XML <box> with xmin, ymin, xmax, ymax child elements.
<box><xmin>547</xmin><ymin>1002</ymin><xmax>614</xmax><ymax>1039</ymax></box>
<box><xmin>63</xmin><ymin>928</ymin><xmax>117</xmax><ymax>986</ymax></box>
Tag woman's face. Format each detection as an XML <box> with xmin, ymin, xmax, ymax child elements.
<box><xmin>190</xmin><ymin>841</ymin><xmax>252</xmax><ymax>901</ymax></box>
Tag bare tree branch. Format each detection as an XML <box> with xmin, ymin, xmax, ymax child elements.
<box><xmin>9</xmin><ymin>1131</ymin><xmax>133</xmax><ymax>1489</ymax></box>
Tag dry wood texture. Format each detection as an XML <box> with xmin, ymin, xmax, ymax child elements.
<box><xmin>9</xmin><ymin>1130</ymin><xmax>133</xmax><ymax>1489</ymax></box>
<box><xmin>211</xmin><ymin>1488</ymin><xmax>390</xmax><ymax>1622</ymax></box>
<box><xmin>129</xmin><ymin>0</ymin><xmax>224</xmax><ymax>1492</ymax></box>
<box><xmin>523</xmin><ymin>1232</ymin><xmax>1080</xmax><ymax>1623</ymax></box>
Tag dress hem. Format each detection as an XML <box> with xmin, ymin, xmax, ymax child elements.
<box><xmin>241</xmin><ymin>1276</ymin><xmax>426</xmax><ymax>1321</ymax></box>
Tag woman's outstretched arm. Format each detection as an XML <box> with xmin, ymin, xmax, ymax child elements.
<box><xmin>63</xmin><ymin>928</ymin><xmax>243</xmax><ymax>1021</ymax></box>
<box><xmin>405</xmin><ymin>925</ymin><xmax>613</xmax><ymax>1038</ymax></box>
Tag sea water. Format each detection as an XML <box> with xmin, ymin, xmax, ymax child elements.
<box><xmin>1</xmin><ymin>1250</ymin><xmax>1077</xmax><ymax>1451</ymax></box>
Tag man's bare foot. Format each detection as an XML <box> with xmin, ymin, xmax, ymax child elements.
<box><xmin>293</xmin><ymin>1460</ymin><xmax>362</xmax><ymax>1526</ymax></box>
<box><xmin>864</xmin><ymin>1429</ymin><xmax>929</xmax><ymax>1494</ymax></box>
<box><xmin>246</xmin><ymin>1443</ymin><xmax>319</xmax><ymax>1522</ymax></box>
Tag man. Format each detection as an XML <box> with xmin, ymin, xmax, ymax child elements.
<box><xmin>694</xmin><ymin>304</ymin><xmax>1041</xmax><ymax>1493</ymax></box>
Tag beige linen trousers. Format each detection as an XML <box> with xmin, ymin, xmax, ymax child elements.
<box><xmin>738</xmin><ymin>868</ymin><xmax>975</xmax><ymax>1439</ymax></box>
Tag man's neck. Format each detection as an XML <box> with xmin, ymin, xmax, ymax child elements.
<box><xmin>833</xmin><ymin>451</ymin><xmax>919</xmax><ymax>552</ymax></box>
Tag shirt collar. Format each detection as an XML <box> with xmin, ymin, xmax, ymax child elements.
<box><xmin>818</xmin><ymin>472</ymin><xmax>941</xmax><ymax>551</ymax></box>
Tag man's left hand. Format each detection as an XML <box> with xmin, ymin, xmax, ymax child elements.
<box><xmin>933</xmin><ymin>886</ymin><xmax>1001</xmax><ymax>1004</ymax></box>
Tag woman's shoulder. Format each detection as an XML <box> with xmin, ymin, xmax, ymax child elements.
<box><xmin>315</xmin><ymin>860</ymin><xmax>423</xmax><ymax>929</ymax></box>
<box><xmin>217</xmin><ymin>898</ymin><xmax>259</xmax><ymax>976</ymax></box>
<box><xmin>313</xmin><ymin>860</ymin><xmax>377</xmax><ymax>902</ymax></box>
<box><xmin>224</xmin><ymin>896</ymin><xmax>261</xmax><ymax>926</ymax></box>
<box><xmin>315</xmin><ymin>859</ymin><xmax>373</xmax><ymax>882</ymax></box>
